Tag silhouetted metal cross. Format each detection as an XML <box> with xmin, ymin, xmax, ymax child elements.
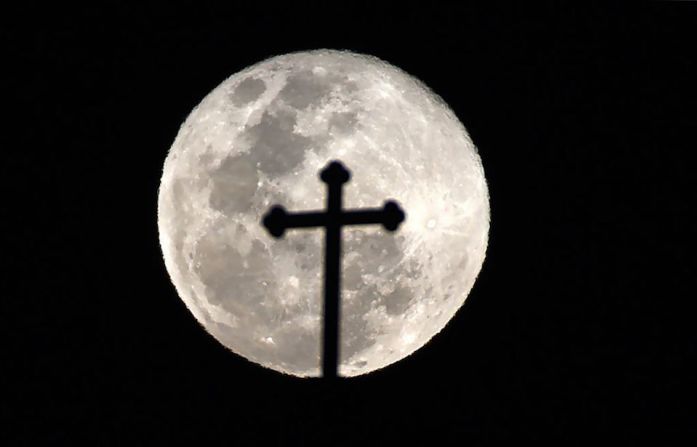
<box><xmin>262</xmin><ymin>160</ymin><xmax>406</xmax><ymax>378</ymax></box>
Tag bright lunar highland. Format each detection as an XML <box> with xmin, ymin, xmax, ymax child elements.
<box><xmin>158</xmin><ymin>50</ymin><xmax>489</xmax><ymax>377</ymax></box>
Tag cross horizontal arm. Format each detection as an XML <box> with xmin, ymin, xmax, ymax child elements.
<box><xmin>341</xmin><ymin>209</ymin><xmax>392</xmax><ymax>225</ymax></box>
<box><xmin>283</xmin><ymin>211</ymin><xmax>328</xmax><ymax>229</ymax></box>
<box><xmin>262</xmin><ymin>205</ymin><xmax>327</xmax><ymax>238</ymax></box>
<box><xmin>262</xmin><ymin>200</ymin><xmax>406</xmax><ymax>239</ymax></box>
<box><xmin>343</xmin><ymin>200</ymin><xmax>405</xmax><ymax>231</ymax></box>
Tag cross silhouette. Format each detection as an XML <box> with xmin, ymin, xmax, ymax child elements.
<box><xmin>261</xmin><ymin>160</ymin><xmax>406</xmax><ymax>378</ymax></box>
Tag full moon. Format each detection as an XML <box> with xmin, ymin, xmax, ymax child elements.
<box><xmin>158</xmin><ymin>49</ymin><xmax>489</xmax><ymax>377</ymax></box>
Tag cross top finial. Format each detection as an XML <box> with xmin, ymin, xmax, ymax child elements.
<box><xmin>320</xmin><ymin>160</ymin><xmax>351</xmax><ymax>184</ymax></box>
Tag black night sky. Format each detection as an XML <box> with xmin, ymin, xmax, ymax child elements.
<box><xmin>3</xmin><ymin>3</ymin><xmax>696</xmax><ymax>444</ymax></box>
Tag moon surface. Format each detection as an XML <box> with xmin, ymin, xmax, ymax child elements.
<box><xmin>158</xmin><ymin>49</ymin><xmax>489</xmax><ymax>377</ymax></box>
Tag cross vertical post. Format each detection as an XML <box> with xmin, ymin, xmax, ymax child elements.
<box><xmin>262</xmin><ymin>160</ymin><xmax>405</xmax><ymax>378</ymax></box>
<box><xmin>320</xmin><ymin>162</ymin><xmax>349</xmax><ymax>378</ymax></box>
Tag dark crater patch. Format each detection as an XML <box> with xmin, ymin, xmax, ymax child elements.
<box><xmin>341</xmin><ymin>306</ymin><xmax>373</xmax><ymax>364</ymax></box>
<box><xmin>245</xmin><ymin>108</ymin><xmax>313</xmax><ymax>176</ymax></box>
<box><xmin>328</xmin><ymin>111</ymin><xmax>358</xmax><ymax>134</ymax></box>
<box><xmin>269</xmin><ymin>327</ymin><xmax>320</xmax><ymax>372</ymax></box>
<box><xmin>339</xmin><ymin>230</ymin><xmax>406</xmax><ymax>361</ymax></box>
<box><xmin>208</xmin><ymin>152</ymin><xmax>258</xmax><ymax>215</ymax></box>
<box><xmin>231</xmin><ymin>77</ymin><xmax>266</xmax><ymax>106</ymax></box>
<box><xmin>194</xmin><ymin>230</ymin><xmax>273</xmax><ymax>322</ymax></box>
<box><xmin>279</xmin><ymin>70</ymin><xmax>334</xmax><ymax>109</ymax></box>
<box><xmin>384</xmin><ymin>285</ymin><xmax>412</xmax><ymax>316</ymax></box>
<box><xmin>344</xmin><ymin>230</ymin><xmax>403</xmax><ymax>281</ymax></box>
